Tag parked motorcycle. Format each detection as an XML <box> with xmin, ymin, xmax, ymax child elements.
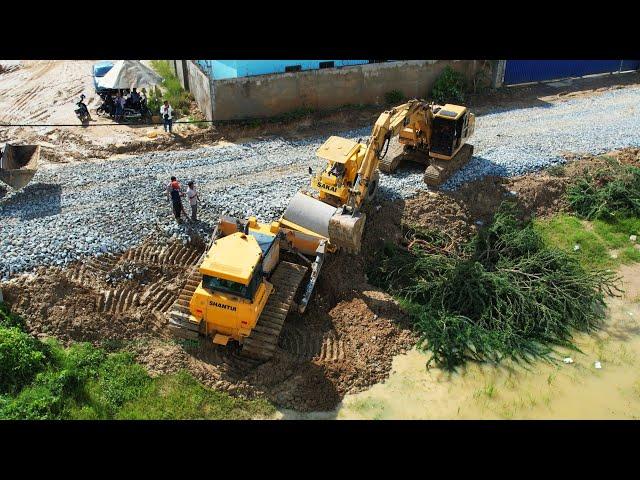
<box><xmin>75</xmin><ymin>94</ymin><xmax>90</xmax><ymax>123</ymax></box>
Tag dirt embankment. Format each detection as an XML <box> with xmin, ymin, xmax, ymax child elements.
<box><xmin>3</xmin><ymin>147</ymin><xmax>639</xmax><ymax>411</ymax></box>
<box><xmin>0</xmin><ymin>60</ymin><xmax>221</xmax><ymax>164</ymax></box>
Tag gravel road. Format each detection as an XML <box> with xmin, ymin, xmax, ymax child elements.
<box><xmin>2</xmin><ymin>85</ymin><xmax>640</xmax><ymax>280</ymax></box>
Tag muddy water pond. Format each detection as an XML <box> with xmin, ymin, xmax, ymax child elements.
<box><xmin>278</xmin><ymin>264</ymin><xmax>640</xmax><ymax>420</ymax></box>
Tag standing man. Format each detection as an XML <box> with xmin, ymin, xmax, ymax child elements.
<box><xmin>160</xmin><ymin>100</ymin><xmax>173</xmax><ymax>133</ymax></box>
<box><xmin>186</xmin><ymin>181</ymin><xmax>198</xmax><ymax>222</ymax></box>
<box><xmin>114</xmin><ymin>92</ymin><xmax>124</xmax><ymax>121</ymax></box>
<box><xmin>166</xmin><ymin>176</ymin><xmax>184</xmax><ymax>223</ymax></box>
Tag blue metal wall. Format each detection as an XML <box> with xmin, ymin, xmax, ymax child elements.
<box><xmin>196</xmin><ymin>60</ymin><xmax>371</xmax><ymax>80</ymax></box>
<box><xmin>504</xmin><ymin>60</ymin><xmax>640</xmax><ymax>85</ymax></box>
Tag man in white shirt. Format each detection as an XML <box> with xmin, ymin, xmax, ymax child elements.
<box><xmin>160</xmin><ymin>100</ymin><xmax>173</xmax><ymax>133</ymax></box>
<box><xmin>186</xmin><ymin>181</ymin><xmax>198</xmax><ymax>221</ymax></box>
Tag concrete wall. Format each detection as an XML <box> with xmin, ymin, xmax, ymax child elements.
<box><xmin>209</xmin><ymin>60</ymin><xmax>487</xmax><ymax>121</ymax></box>
<box><xmin>183</xmin><ymin>61</ymin><xmax>213</xmax><ymax>121</ymax></box>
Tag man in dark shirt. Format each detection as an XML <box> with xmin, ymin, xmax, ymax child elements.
<box><xmin>166</xmin><ymin>176</ymin><xmax>185</xmax><ymax>223</ymax></box>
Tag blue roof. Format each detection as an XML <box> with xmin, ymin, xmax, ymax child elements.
<box><xmin>94</xmin><ymin>60</ymin><xmax>113</xmax><ymax>68</ymax></box>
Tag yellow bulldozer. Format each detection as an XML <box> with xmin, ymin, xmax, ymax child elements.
<box><xmin>168</xmin><ymin>215</ymin><xmax>327</xmax><ymax>360</ymax></box>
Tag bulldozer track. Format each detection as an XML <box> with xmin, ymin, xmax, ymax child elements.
<box><xmin>240</xmin><ymin>261</ymin><xmax>308</xmax><ymax>361</ymax></box>
<box><xmin>97</xmin><ymin>286</ymin><xmax>139</xmax><ymax>314</ymax></box>
<box><xmin>121</xmin><ymin>242</ymin><xmax>201</xmax><ymax>267</ymax></box>
<box><xmin>166</xmin><ymin>267</ymin><xmax>204</xmax><ymax>341</ymax></box>
<box><xmin>279</xmin><ymin>327</ymin><xmax>345</xmax><ymax>362</ymax></box>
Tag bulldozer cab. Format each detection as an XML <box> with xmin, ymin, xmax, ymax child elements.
<box><xmin>190</xmin><ymin>228</ymin><xmax>278</xmax><ymax>343</ymax></box>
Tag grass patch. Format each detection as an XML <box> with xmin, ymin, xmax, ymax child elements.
<box><xmin>535</xmin><ymin>214</ymin><xmax>640</xmax><ymax>270</ymax></box>
<box><xmin>0</xmin><ymin>303</ymin><xmax>274</xmax><ymax>420</ymax></box>
<box><xmin>149</xmin><ymin>60</ymin><xmax>193</xmax><ymax>117</ymax></box>
<box><xmin>370</xmin><ymin>202</ymin><xmax>619</xmax><ymax>371</ymax></box>
<box><xmin>116</xmin><ymin>371</ymin><xmax>274</xmax><ymax>420</ymax></box>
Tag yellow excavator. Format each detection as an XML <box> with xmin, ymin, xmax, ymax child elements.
<box><xmin>377</xmin><ymin>101</ymin><xmax>475</xmax><ymax>185</ymax></box>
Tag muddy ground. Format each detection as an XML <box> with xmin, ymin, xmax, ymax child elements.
<box><xmin>5</xmin><ymin>148</ymin><xmax>636</xmax><ymax>411</ymax></box>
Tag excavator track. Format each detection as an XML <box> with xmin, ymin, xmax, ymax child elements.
<box><xmin>240</xmin><ymin>261</ymin><xmax>308</xmax><ymax>361</ymax></box>
<box><xmin>423</xmin><ymin>143</ymin><xmax>474</xmax><ymax>187</ymax></box>
<box><xmin>379</xmin><ymin>144</ymin><xmax>430</xmax><ymax>174</ymax></box>
<box><xmin>378</xmin><ymin>138</ymin><xmax>406</xmax><ymax>174</ymax></box>
<box><xmin>167</xmin><ymin>267</ymin><xmax>203</xmax><ymax>341</ymax></box>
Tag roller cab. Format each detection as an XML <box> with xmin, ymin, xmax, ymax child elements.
<box><xmin>312</xmin><ymin>136</ymin><xmax>366</xmax><ymax>207</ymax></box>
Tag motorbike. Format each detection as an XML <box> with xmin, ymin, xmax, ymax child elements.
<box><xmin>75</xmin><ymin>94</ymin><xmax>90</xmax><ymax>123</ymax></box>
<box><xmin>96</xmin><ymin>95</ymin><xmax>152</xmax><ymax>124</ymax></box>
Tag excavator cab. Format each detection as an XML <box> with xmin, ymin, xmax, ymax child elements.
<box><xmin>430</xmin><ymin>104</ymin><xmax>474</xmax><ymax>160</ymax></box>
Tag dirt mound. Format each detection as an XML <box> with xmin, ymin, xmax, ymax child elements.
<box><xmin>1</xmin><ymin>240</ymin><xmax>203</xmax><ymax>344</ymax></box>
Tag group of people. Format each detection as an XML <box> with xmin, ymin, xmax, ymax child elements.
<box><xmin>99</xmin><ymin>88</ymin><xmax>148</xmax><ymax>121</ymax></box>
<box><xmin>166</xmin><ymin>176</ymin><xmax>198</xmax><ymax>223</ymax></box>
<box><xmin>99</xmin><ymin>90</ymin><xmax>173</xmax><ymax>133</ymax></box>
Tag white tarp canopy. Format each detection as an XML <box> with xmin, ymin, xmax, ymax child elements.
<box><xmin>97</xmin><ymin>60</ymin><xmax>163</xmax><ymax>90</ymax></box>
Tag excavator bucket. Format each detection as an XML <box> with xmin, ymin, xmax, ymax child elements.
<box><xmin>280</xmin><ymin>191</ymin><xmax>366</xmax><ymax>253</ymax></box>
<box><xmin>0</xmin><ymin>144</ymin><xmax>40</xmax><ymax>189</ymax></box>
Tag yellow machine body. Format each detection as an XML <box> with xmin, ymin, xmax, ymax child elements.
<box><xmin>188</xmin><ymin>217</ymin><xmax>279</xmax><ymax>345</ymax></box>
<box><xmin>312</xmin><ymin>136</ymin><xmax>366</xmax><ymax>206</ymax></box>
<box><xmin>181</xmin><ymin>216</ymin><xmax>326</xmax><ymax>346</ymax></box>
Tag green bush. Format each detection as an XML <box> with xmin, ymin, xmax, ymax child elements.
<box><xmin>431</xmin><ymin>66</ymin><xmax>466</xmax><ymax>104</ymax></box>
<box><xmin>0</xmin><ymin>303</ymin><xmax>26</xmax><ymax>331</ymax></box>
<box><xmin>0</xmin><ymin>381</ymin><xmax>65</xmax><ymax>420</ymax></box>
<box><xmin>0</xmin><ymin>326</ymin><xmax>48</xmax><ymax>394</ymax></box>
<box><xmin>384</xmin><ymin>90</ymin><xmax>404</xmax><ymax>105</ymax></box>
<box><xmin>0</xmin><ymin>307</ymin><xmax>274</xmax><ymax>420</ymax></box>
<box><xmin>370</xmin><ymin>202</ymin><xmax>619</xmax><ymax>370</ymax></box>
<box><xmin>566</xmin><ymin>163</ymin><xmax>640</xmax><ymax>221</ymax></box>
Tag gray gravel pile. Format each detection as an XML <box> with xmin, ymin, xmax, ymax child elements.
<box><xmin>441</xmin><ymin>86</ymin><xmax>640</xmax><ymax>189</ymax></box>
<box><xmin>2</xmin><ymin>85</ymin><xmax>640</xmax><ymax>279</ymax></box>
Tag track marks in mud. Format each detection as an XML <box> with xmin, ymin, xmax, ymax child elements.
<box><xmin>280</xmin><ymin>327</ymin><xmax>346</xmax><ymax>363</ymax></box>
<box><xmin>51</xmin><ymin>241</ymin><xmax>204</xmax><ymax>320</ymax></box>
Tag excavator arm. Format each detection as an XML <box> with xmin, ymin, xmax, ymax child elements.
<box><xmin>352</xmin><ymin>100</ymin><xmax>431</xmax><ymax>209</ymax></box>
